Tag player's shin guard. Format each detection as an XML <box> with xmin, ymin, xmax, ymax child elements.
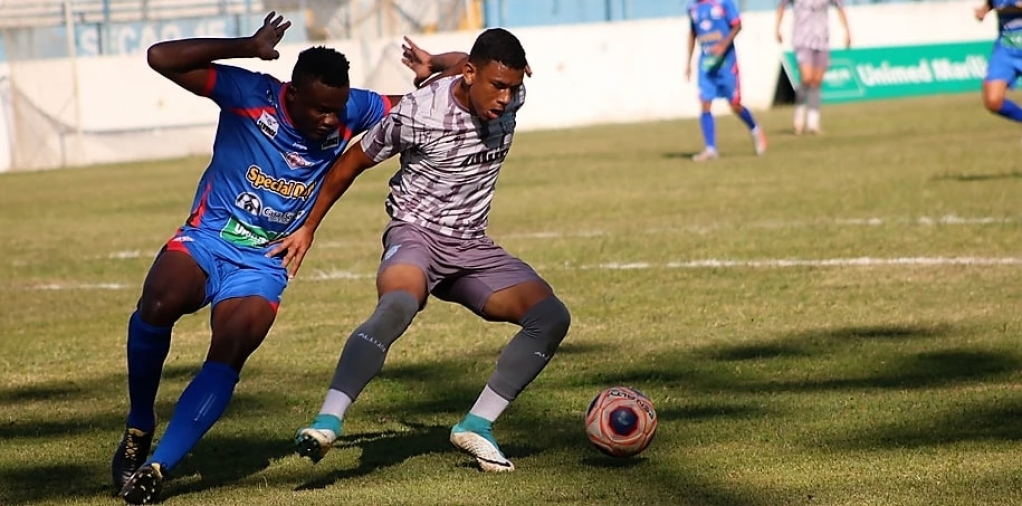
<box><xmin>148</xmin><ymin>361</ymin><xmax>238</xmax><ymax>471</ymax></box>
<box><xmin>328</xmin><ymin>290</ymin><xmax>419</xmax><ymax>402</ymax></box>
<box><xmin>997</xmin><ymin>99</ymin><xmax>1022</xmax><ymax>122</ymax></box>
<box><xmin>126</xmin><ymin>311</ymin><xmax>172</xmax><ymax>432</ymax></box>
<box><xmin>486</xmin><ymin>296</ymin><xmax>571</xmax><ymax>402</ymax></box>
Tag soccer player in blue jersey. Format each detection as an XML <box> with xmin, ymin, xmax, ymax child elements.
<box><xmin>111</xmin><ymin>13</ymin><xmax>466</xmax><ymax>505</ymax></box>
<box><xmin>976</xmin><ymin>0</ymin><xmax>1022</xmax><ymax>129</ymax></box>
<box><xmin>686</xmin><ymin>0</ymin><xmax>767</xmax><ymax>161</ymax></box>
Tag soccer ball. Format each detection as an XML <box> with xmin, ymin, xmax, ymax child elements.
<box><xmin>584</xmin><ymin>386</ymin><xmax>657</xmax><ymax>458</ymax></box>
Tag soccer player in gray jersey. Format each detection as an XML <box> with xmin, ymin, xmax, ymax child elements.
<box><xmin>270</xmin><ymin>28</ymin><xmax>571</xmax><ymax>473</ymax></box>
<box><xmin>776</xmin><ymin>0</ymin><xmax>851</xmax><ymax>134</ymax></box>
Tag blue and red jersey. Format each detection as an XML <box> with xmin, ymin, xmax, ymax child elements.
<box><xmin>688</xmin><ymin>0</ymin><xmax>741</xmax><ymax>73</ymax></box>
<box><xmin>184</xmin><ymin>63</ymin><xmax>391</xmax><ymax>250</ymax></box>
<box><xmin>992</xmin><ymin>0</ymin><xmax>1022</xmax><ymax>56</ymax></box>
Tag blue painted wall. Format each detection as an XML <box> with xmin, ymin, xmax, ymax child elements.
<box><xmin>483</xmin><ymin>0</ymin><xmax>942</xmax><ymax>27</ymax></box>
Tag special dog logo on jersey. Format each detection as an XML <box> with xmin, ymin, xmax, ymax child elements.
<box><xmin>246</xmin><ymin>165</ymin><xmax>317</xmax><ymax>200</ymax></box>
<box><xmin>321</xmin><ymin>129</ymin><xmax>341</xmax><ymax>150</ymax></box>
<box><xmin>257</xmin><ymin>111</ymin><xmax>279</xmax><ymax>139</ymax></box>
<box><xmin>281</xmin><ymin>151</ymin><xmax>314</xmax><ymax>169</ymax></box>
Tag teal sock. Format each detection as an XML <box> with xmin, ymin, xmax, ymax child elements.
<box><xmin>309</xmin><ymin>414</ymin><xmax>342</xmax><ymax>435</ymax></box>
<box><xmin>455</xmin><ymin>413</ymin><xmax>492</xmax><ymax>433</ymax></box>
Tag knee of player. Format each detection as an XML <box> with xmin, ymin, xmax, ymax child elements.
<box><xmin>137</xmin><ymin>295</ymin><xmax>184</xmax><ymax>326</ymax></box>
<box><xmin>983</xmin><ymin>93</ymin><xmax>1004</xmax><ymax>112</ymax></box>
<box><xmin>526</xmin><ymin>296</ymin><xmax>571</xmax><ymax>340</ymax></box>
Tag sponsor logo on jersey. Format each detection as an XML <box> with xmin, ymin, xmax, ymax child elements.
<box><xmin>257</xmin><ymin>111</ymin><xmax>279</xmax><ymax>138</ymax></box>
<box><xmin>282</xmin><ymin>151</ymin><xmax>315</xmax><ymax>169</ymax></box>
<box><xmin>246</xmin><ymin>165</ymin><xmax>317</xmax><ymax>200</ymax></box>
<box><xmin>321</xmin><ymin>129</ymin><xmax>341</xmax><ymax>149</ymax></box>
<box><xmin>710</xmin><ymin>5</ymin><xmax>724</xmax><ymax>18</ymax></box>
<box><xmin>262</xmin><ymin>206</ymin><xmax>304</xmax><ymax>225</ymax></box>
<box><xmin>220</xmin><ymin>216</ymin><xmax>281</xmax><ymax>248</ymax></box>
<box><xmin>460</xmin><ymin>145</ymin><xmax>511</xmax><ymax>168</ymax></box>
<box><xmin>235</xmin><ymin>192</ymin><xmax>263</xmax><ymax>216</ymax></box>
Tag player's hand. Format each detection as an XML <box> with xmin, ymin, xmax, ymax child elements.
<box><xmin>709</xmin><ymin>42</ymin><xmax>727</xmax><ymax>57</ymax></box>
<box><xmin>844</xmin><ymin>34</ymin><xmax>852</xmax><ymax>48</ymax></box>
<box><xmin>402</xmin><ymin>36</ymin><xmax>435</xmax><ymax>87</ymax></box>
<box><xmin>685</xmin><ymin>65</ymin><xmax>692</xmax><ymax>82</ymax></box>
<box><xmin>776</xmin><ymin>30</ymin><xmax>783</xmax><ymax>43</ymax></box>
<box><xmin>267</xmin><ymin>226</ymin><xmax>315</xmax><ymax>279</ymax></box>
<box><xmin>251</xmin><ymin>11</ymin><xmax>291</xmax><ymax>60</ymax></box>
<box><xmin>975</xmin><ymin>5</ymin><xmax>991</xmax><ymax>21</ymax></box>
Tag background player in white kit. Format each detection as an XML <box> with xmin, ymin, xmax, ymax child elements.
<box><xmin>269</xmin><ymin>28</ymin><xmax>571</xmax><ymax>473</ymax></box>
<box><xmin>776</xmin><ymin>0</ymin><xmax>852</xmax><ymax>134</ymax></box>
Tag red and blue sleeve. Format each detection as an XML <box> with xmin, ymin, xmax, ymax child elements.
<box><xmin>345</xmin><ymin>88</ymin><xmax>393</xmax><ymax>135</ymax></box>
<box><xmin>725</xmin><ymin>0</ymin><xmax>741</xmax><ymax>25</ymax></box>
<box><xmin>201</xmin><ymin>63</ymin><xmax>262</xmax><ymax>109</ymax></box>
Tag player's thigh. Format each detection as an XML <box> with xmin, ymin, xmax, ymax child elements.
<box><xmin>138</xmin><ymin>242</ymin><xmax>211</xmax><ymax>324</ymax></box>
<box><xmin>718</xmin><ymin>69</ymin><xmax>740</xmax><ymax>106</ymax></box>
<box><xmin>377</xmin><ymin>223</ymin><xmax>434</xmax><ymax>303</ymax></box>
<box><xmin>206</xmin><ymin>260</ymin><xmax>288</xmax><ymax>368</ymax></box>
<box><xmin>697</xmin><ymin>71</ymin><xmax>718</xmax><ymax>104</ymax></box>
<box><xmin>432</xmin><ymin>246</ymin><xmax>552</xmax><ymax>323</ymax></box>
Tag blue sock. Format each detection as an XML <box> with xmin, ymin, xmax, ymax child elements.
<box><xmin>149</xmin><ymin>361</ymin><xmax>239</xmax><ymax>471</ymax></box>
<box><xmin>699</xmin><ymin>112</ymin><xmax>716</xmax><ymax>151</ymax></box>
<box><xmin>126</xmin><ymin>311</ymin><xmax>172</xmax><ymax>432</ymax></box>
<box><xmin>737</xmin><ymin>106</ymin><xmax>758</xmax><ymax>130</ymax></box>
<box><xmin>997</xmin><ymin>100</ymin><xmax>1022</xmax><ymax>122</ymax></box>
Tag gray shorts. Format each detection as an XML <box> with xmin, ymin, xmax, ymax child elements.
<box><xmin>795</xmin><ymin>47</ymin><xmax>830</xmax><ymax>70</ymax></box>
<box><xmin>379</xmin><ymin>220</ymin><xmax>549</xmax><ymax>313</ymax></box>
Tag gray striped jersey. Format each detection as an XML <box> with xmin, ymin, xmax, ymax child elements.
<box><xmin>785</xmin><ymin>0</ymin><xmax>844</xmax><ymax>51</ymax></box>
<box><xmin>360</xmin><ymin>76</ymin><xmax>525</xmax><ymax>239</ymax></box>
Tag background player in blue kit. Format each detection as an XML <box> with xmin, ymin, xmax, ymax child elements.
<box><xmin>686</xmin><ymin>0</ymin><xmax>767</xmax><ymax>162</ymax></box>
<box><xmin>111</xmin><ymin>12</ymin><xmax>466</xmax><ymax>504</ymax></box>
<box><xmin>976</xmin><ymin>0</ymin><xmax>1022</xmax><ymax>130</ymax></box>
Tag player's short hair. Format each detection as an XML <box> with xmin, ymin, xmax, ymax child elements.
<box><xmin>468</xmin><ymin>28</ymin><xmax>528</xmax><ymax>71</ymax></box>
<box><xmin>293</xmin><ymin>46</ymin><xmax>351</xmax><ymax>88</ymax></box>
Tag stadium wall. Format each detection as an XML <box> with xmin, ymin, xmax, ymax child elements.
<box><xmin>0</xmin><ymin>0</ymin><xmax>997</xmax><ymax>172</ymax></box>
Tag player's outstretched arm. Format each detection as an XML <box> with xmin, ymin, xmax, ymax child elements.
<box><xmin>268</xmin><ymin>143</ymin><xmax>379</xmax><ymax>278</ymax></box>
<box><xmin>775</xmin><ymin>2</ymin><xmax>787</xmax><ymax>43</ymax></box>
<box><xmin>835</xmin><ymin>5</ymin><xmax>852</xmax><ymax>47</ymax></box>
<box><xmin>402</xmin><ymin>36</ymin><xmax>470</xmax><ymax>87</ymax></box>
<box><xmin>147</xmin><ymin>11</ymin><xmax>290</xmax><ymax>95</ymax></box>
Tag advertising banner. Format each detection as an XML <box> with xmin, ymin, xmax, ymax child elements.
<box><xmin>782</xmin><ymin>41</ymin><xmax>993</xmax><ymax>103</ymax></box>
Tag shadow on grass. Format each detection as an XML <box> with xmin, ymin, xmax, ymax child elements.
<box><xmin>0</xmin><ymin>462</ymin><xmax>112</xmax><ymax>505</ymax></box>
<box><xmin>931</xmin><ymin>170</ymin><xmax>1022</xmax><ymax>182</ymax></box>
<box><xmin>164</xmin><ymin>434</ymin><xmax>295</xmax><ymax>500</ymax></box>
<box><xmin>830</xmin><ymin>398</ymin><xmax>1022</xmax><ymax>450</ymax></box>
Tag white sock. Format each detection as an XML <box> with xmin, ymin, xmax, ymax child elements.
<box><xmin>319</xmin><ymin>389</ymin><xmax>353</xmax><ymax>422</ymax></box>
<box><xmin>793</xmin><ymin>105</ymin><xmax>807</xmax><ymax>130</ymax></box>
<box><xmin>468</xmin><ymin>385</ymin><xmax>511</xmax><ymax>422</ymax></box>
<box><xmin>807</xmin><ymin>109</ymin><xmax>821</xmax><ymax>131</ymax></box>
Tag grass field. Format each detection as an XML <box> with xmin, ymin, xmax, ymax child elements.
<box><xmin>4</xmin><ymin>93</ymin><xmax>1022</xmax><ymax>506</ymax></box>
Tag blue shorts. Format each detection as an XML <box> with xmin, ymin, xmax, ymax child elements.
<box><xmin>164</xmin><ymin>227</ymin><xmax>289</xmax><ymax>310</ymax></box>
<box><xmin>698</xmin><ymin>62</ymin><xmax>741</xmax><ymax>104</ymax></box>
<box><xmin>986</xmin><ymin>43</ymin><xmax>1022</xmax><ymax>87</ymax></box>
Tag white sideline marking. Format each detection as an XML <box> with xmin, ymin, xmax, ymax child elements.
<box><xmin>33</xmin><ymin>283</ymin><xmax>130</xmax><ymax>290</ymax></box>
<box><xmin>30</xmin><ymin>256</ymin><xmax>1022</xmax><ymax>291</ymax></box>
<box><xmin>108</xmin><ymin>250</ymin><xmax>142</xmax><ymax>259</ymax></box>
<box><xmin>306</xmin><ymin>270</ymin><xmax>373</xmax><ymax>281</ymax></box>
<box><xmin>591</xmin><ymin>257</ymin><xmax>1022</xmax><ymax>270</ymax></box>
<box><xmin>499</xmin><ymin>215</ymin><xmax>1020</xmax><ymax>240</ymax></box>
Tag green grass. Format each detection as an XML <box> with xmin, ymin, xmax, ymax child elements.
<box><xmin>4</xmin><ymin>93</ymin><xmax>1022</xmax><ymax>505</ymax></box>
